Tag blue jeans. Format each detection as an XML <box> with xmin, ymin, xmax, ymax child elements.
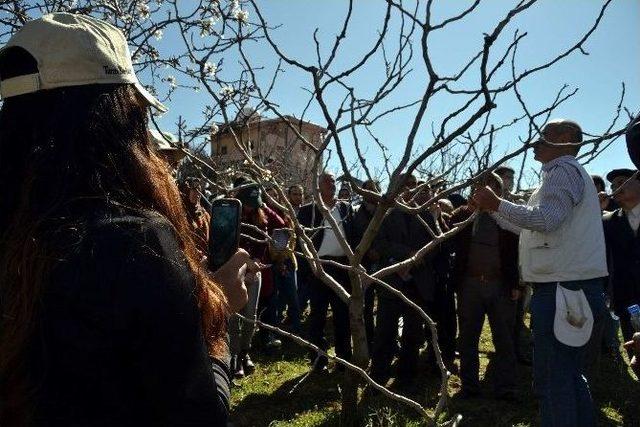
<box><xmin>530</xmin><ymin>278</ymin><xmax>606</xmax><ymax>427</ymax></box>
<box><xmin>275</xmin><ymin>264</ymin><xmax>301</xmax><ymax>333</ymax></box>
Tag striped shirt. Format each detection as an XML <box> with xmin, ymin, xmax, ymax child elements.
<box><xmin>496</xmin><ymin>155</ymin><xmax>585</xmax><ymax>233</ymax></box>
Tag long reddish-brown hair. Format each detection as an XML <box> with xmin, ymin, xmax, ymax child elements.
<box><xmin>0</xmin><ymin>48</ymin><xmax>227</xmax><ymax>424</ymax></box>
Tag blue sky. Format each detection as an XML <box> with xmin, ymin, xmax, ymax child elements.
<box><xmin>155</xmin><ymin>0</ymin><xmax>639</xmax><ymax>188</ymax></box>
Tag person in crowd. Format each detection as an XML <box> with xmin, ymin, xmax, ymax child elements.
<box><xmin>369</xmin><ymin>174</ymin><xmax>438</xmax><ymax>385</ymax></box>
<box><xmin>288</xmin><ymin>184</ymin><xmax>305</xmax><ymax>215</ymax></box>
<box><xmin>230</xmin><ymin>180</ymin><xmax>286</xmax><ymax>378</ymax></box>
<box><xmin>352</xmin><ymin>179</ymin><xmax>383</xmax><ymax>349</ymax></box>
<box><xmin>179</xmin><ymin>177</ymin><xmax>211</xmax><ymax>253</ymax></box>
<box><xmin>627</xmin><ymin>114</ymin><xmax>640</xmax><ymax>170</ymax></box>
<box><xmin>264</xmin><ymin>186</ymin><xmax>301</xmax><ymax>334</ymax></box>
<box><xmin>592</xmin><ymin>174</ymin><xmax>618</xmax><ymax>212</ymax></box>
<box><xmin>149</xmin><ymin>128</ymin><xmax>185</xmax><ymax>175</ymax></box>
<box><xmin>449</xmin><ymin>173</ymin><xmax>522</xmax><ymax>400</ymax></box>
<box><xmin>413</xmin><ymin>182</ymin><xmax>458</xmax><ymax>373</ymax></box>
<box><xmin>495</xmin><ymin>165</ymin><xmax>532</xmax><ymax>365</ymax></box>
<box><xmin>448</xmin><ymin>193</ymin><xmax>468</xmax><ymax>209</ymax></box>
<box><xmin>338</xmin><ymin>185</ymin><xmax>352</xmax><ymax>201</ymax></box>
<box><xmin>0</xmin><ymin>13</ymin><xmax>253</xmax><ymax>426</ymax></box>
<box><xmin>473</xmin><ymin>119</ymin><xmax>608</xmax><ymax>426</ymax></box>
<box><xmin>438</xmin><ymin>198</ymin><xmax>455</xmax><ymax>215</ymax></box>
<box><xmin>603</xmin><ymin>169</ymin><xmax>640</xmax><ymax>348</ymax></box>
<box><xmin>297</xmin><ymin>172</ymin><xmax>355</xmax><ymax>372</ymax></box>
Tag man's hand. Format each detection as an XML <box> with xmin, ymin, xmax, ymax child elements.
<box><xmin>212</xmin><ymin>249</ymin><xmax>258</xmax><ymax>313</ymax></box>
<box><xmin>472</xmin><ymin>186</ymin><xmax>501</xmax><ymax>212</ymax></box>
<box><xmin>511</xmin><ymin>289</ymin><xmax>521</xmax><ymax>301</ymax></box>
<box><xmin>623</xmin><ymin>333</ymin><xmax>640</xmax><ymax>377</ymax></box>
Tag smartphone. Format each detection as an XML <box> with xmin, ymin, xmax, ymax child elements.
<box><xmin>208</xmin><ymin>198</ymin><xmax>242</xmax><ymax>271</ymax></box>
<box><xmin>271</xmin><ymin>228</ymin><xmax>292</xmax><ymax>252</ymax></box>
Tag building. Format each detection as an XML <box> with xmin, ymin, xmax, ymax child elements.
<box><xmin>210</xmin><ymin>109</ymin><xmax>326</xmax><ymax>190</ymax></box>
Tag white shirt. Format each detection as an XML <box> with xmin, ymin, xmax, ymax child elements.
<box><xmin>317</xmin><ymin>205</ymin><xmax>347</xmax><ymax>257</ymax></box>
<box><xmin>626</xmin><ymin>202</ymin><xmax>640</xmax><ymax>233</ymax></box>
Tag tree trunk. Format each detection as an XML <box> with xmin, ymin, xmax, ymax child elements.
<box><xmin>341</xmin><ymin>272</ymin><xmax>369</xmax><ymax>426</ymax></box>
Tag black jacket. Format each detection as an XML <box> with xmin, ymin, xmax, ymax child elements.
<box><xmin>603</xmin><ymin>208</ymin><xmax>640</xmax><ymax>318</ymax></box>
<box><xmin>29</xmin><ymin>207</ymin><xmax>230</xmax><ymax>426</ymax></box>
<box><xmin>448</xmin><ymin>206</ymin><xmax>521</xmax><ymax>292</ymax></box>
<box><xmin>373</xmin><ymin>207</ymin><xmax>439</xmax><ymax>302</ymax></box>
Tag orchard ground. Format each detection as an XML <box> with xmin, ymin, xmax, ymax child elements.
<box><xmin>230</xmin><ymin>314</ymin><xmax>639</xmax><ymax>426</ymax></box>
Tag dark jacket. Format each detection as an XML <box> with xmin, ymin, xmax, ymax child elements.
<box><xmin>373</xmin><ymin>207</ymin><xmax>439</xmax><ymax>302</ymax></box>
<box><xmin>29</xmin><ymin>207</ymin><xmax>230</xmax><ymax>426</ymax></box>
<box><xmin>296</xmin><ymin>200</ymin><xmax>355</xmax><ymax>275</ymax></box>
<box><xmin>352</xmin><ymin>203</ymin><xmax>382</xmax><ymax>271</ymax></box>
<box><xmin>448</xmin><ymin>206</ymin><xmax>520</xmax><ymax>291</ymax></box>
<box><xmin>603</xmin><ymin>208</ymin><xmax>640</xmax><ymax>318</ymax></box>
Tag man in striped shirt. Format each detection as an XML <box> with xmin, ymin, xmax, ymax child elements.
<box><xmin>473</xmin><ymin>119</ymin><xmax>608</xmax><ymax>427</ymax></box>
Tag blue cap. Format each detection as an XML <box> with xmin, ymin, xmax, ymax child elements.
<box><xmin>627</xmin><ymin>304</ymin><xmax>640</xmax><ymax>316</ymax></box>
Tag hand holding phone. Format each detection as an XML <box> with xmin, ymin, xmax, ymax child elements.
<box><xmin>208</xmin><ymin>198</ymin><xmax>242</xmax><ymax>271</ymax></box>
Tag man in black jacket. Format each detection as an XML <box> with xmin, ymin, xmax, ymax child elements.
<box><xmin>297</xmin><ymin>172</ymin><xmax>356</xmax><ymax>371</ymax></box>
<box><xmin>603</xmin><ymin>168</ymin><xmax>640</xmax><ymax>346</ymax></box>
<box><xmin>370</xmin><ymin>174</ymin><xmax>438</xmax><ymax>384</ymax></box>
<box><xmin>449</xmin><ymin>173</ymin><xmax>522</xmax><ymax>399</ymax></box>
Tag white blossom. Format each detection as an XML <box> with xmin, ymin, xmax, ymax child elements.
<box><xmin>211</xmin><ymin>123</ymin><xmax>219</xmax><ymax>135</ymax></box>
<box><xmin>153</xmin><ymin>29</ymin><xmax>163</xmax><ymax>40</ymax></box>
<box><xmin>219</xmin><ymin>86</ymin><xmax>234</xmax><ymax>97</ymax></box>
<box><xmin>137</xmin><ymin>3</ymin><xmax>150</xmax><ymax>20</ymax></box>
<box><xmin>234</xmin><ymin>9</ymin><xmax>249</xmax><ymax>23</ymax></box>
<box><xmin>204</xmin><ymin>62</ymin><xmax>218</xmax><ymax>76</ymax></box>
<box><xmin>166</xmin><ymin>75</ymin><xmax>177</xmax><ymax>88</ymax></box>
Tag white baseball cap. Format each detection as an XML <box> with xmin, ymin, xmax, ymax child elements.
<box><xmin>554</xmin><ymin>285</ymin><xmax>594</xmax><ymax>347</ymax></box>
<box><xmin>0</xmin><ymin>12</ymin><xmax>166</xmax><ymax>112</ymax></box>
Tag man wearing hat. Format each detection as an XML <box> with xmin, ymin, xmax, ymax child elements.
<box><xmin>603</xmin><ymin>168</ymin><xmax>640</xmax><ymax>348</ymax></box>
<box><xmin>473</xmin><ymin>119</ymin><xmax>608</xmax><ymax>427</ymax></box>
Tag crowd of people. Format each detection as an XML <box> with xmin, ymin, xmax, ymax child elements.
<box><xmin>0</xmin><ymin>12</ymin><xmax>638</xmax><ymax>427</ymax></box>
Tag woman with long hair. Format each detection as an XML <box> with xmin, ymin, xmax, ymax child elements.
<box><xmin>0</xmin><ymin>13</ymin><xmax>250</xmax><ymax>426</ymax></box>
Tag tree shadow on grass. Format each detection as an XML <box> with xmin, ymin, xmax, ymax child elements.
<box><xmin>230</xmin><ymin>368</ymin><xmax>343</xmax><ymax>427</ymax></box>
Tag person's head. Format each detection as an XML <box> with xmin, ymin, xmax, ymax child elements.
<box><xmin>180</xmin><ymin>177</ymin><xmax>203</xmax><ymax>206</ymax></box>
<box><xmin>607</xmin><ymin>169</ymin><xmax>640</xmax><ymax>210</ymax></box>
<box><xmin>287</xmin><ymin>184</ymin><xmax>304</xmax><ymax>207</ymax></box>
<box><xmin>495</xmin><ymin>165</ymin><xmax>515</xmax><ymax>193</ymax></box>
<box><xmin>474</xmin><ymin>172</ymin><xmax>504</xmax><ymax>197</ymax></box>
<box><xmin>236</xmin><ymin>183</ymin><xmax>264</xmax><ymax>215</ymax></box>
<box><xmin>532</xmin><ymin>119</ymin><xmax>583</xmax><ymax>164</ymax></box>
<box><xmin>149</xmin><ymin>130</ymin><xmax>184</xmax><ymax>171</ymax></box>
<box><xmin>397</xmin><ymin>173</ymin><xmax>417</xmax><ymax>202</ymax></box>
<box><xmin>265</xmin><ymin>186</ymin><xmax>279</xmax><ymax>205</ymax></box>
<box><xmin>338</xmin><ymin>186</ymin><xmax>351</xmax><ymax>200</ymax></box>
<box><xmin>591</xmin><ymin>175</ymin><xmax>606</xmax><ymax>193</ymax></box>
<box><xmin>361</xmin><ymin>179</ymin><xmax>381</xmax><ymax>208</ymax></box>
<box><xmin>438</xmin><ymin>198</ymin><xmax>455</xmax><ymax>215</ymax></box>
<box><xmin>0</xmin><ymin>14</ymin><xmax>226</xmax><ymax>421</ymax></box>
<box><xmin>319</xmin><ymin>172</ymin><xmax>336</xmax><ymax>200</ymax></box>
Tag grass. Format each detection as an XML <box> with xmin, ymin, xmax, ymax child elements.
<box><xmin>230</xmin><ymin>315</ymin><xmax>639</xmax><ymax>426</ymax></box>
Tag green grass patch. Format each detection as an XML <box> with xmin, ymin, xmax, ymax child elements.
<box><xmin>230</xmin><ymin>317</ymin><xmax>639</xmax><ymax>426</ymax></box>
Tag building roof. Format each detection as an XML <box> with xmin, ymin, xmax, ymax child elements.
<box><xmin>214</xmin><ymin>114</ymin><xmax>327</xmax><ymax>137</ymax></box>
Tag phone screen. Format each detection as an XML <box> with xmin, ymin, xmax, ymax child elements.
<box><xmin>271</xmin><ymin>228</ymin><xmax>292</xmax><ymax>251</ymax></box>
<box><xmin>209</xmin><ymin>199</ymin><xmax>241</xmax><ymax>270</ymax></box>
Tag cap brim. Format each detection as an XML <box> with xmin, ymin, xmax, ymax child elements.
<box><xmin>606</xmin><ymin>169</ymin><xmax>636</xmax><ymax>183</ymax></box>
<box><xmin>134</xmin><ymin>81</ymin><xmax>167</xmax><ymax>113</ymax></box>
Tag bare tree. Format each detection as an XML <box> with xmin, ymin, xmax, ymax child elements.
<box><xmin>1</xmin><ymin>1</ymin><xmax>634</xmax><ymax>425</ymax></box>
